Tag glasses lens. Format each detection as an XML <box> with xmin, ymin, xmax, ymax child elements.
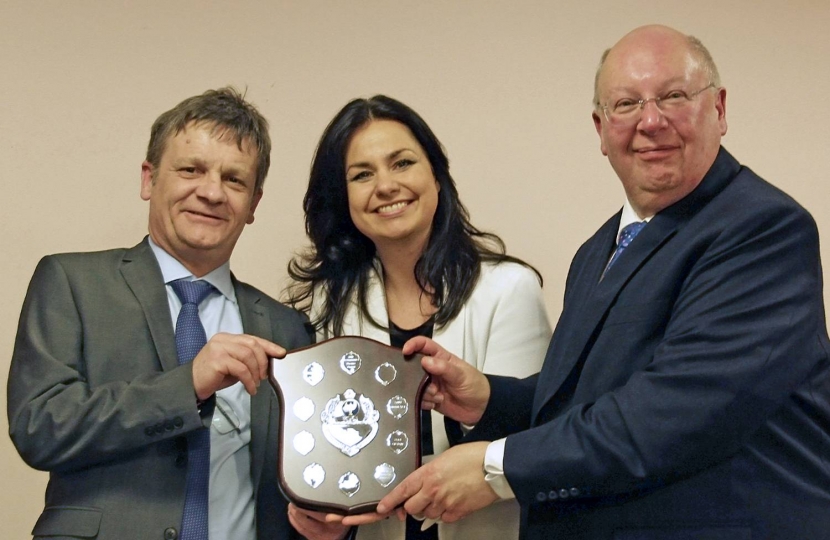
<box><xmin>212</xmin><ymin>396</ymin><xmax>240</xmax><ymax>434</ymax></box>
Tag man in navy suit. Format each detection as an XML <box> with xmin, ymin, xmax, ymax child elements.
<box><xmin>340</xmin><ymin>24</ymin><xmax>830</xmax><ymax>539</ymax></box>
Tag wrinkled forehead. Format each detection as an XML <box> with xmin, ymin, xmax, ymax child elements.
<box><xmin>598</xmin><ymin>39</ymin><xmax>704</xmax><ymax>98</ymax></box>
<box><xmin>162</xmin><ymin>120</ymin><xmax>254</xmax><ymax>157</ymax></box>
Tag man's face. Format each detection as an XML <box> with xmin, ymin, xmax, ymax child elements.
<box><xmin>593</xmin><ymin>27</ymin><xmax>727</xmax><ymax>217</ymax></box>
<box><xmin>140</xmin><ymin>122</ymin><xmax>262</xmax><ymax>275</ymax></box>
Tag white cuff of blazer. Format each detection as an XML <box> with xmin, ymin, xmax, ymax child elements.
<box><xmin>484</xmin><ymin>438</ymin><xmax>516</xmax><ymax>499</ymax></box>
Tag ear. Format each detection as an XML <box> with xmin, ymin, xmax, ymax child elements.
<box><xmin>592</xmin><ymin>111</ymin><xmax>609</xmax><ymax>156</ymax></box>
<box><xmin>140</xmin><ymin>161</ymin><xmax>154</xmax><ymax>201</ymax></box>
<box><xmin>715</xmin><ymin>87</ymin><xmax>728</xmax><ymax>136</ymax></box>
<box><xmin>246</xmin><ymin>188</ymin><xmax>264</xmax><ymax>224</ymax></box>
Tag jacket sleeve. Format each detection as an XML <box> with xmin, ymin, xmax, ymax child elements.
<box><xmin>503</xmin><ymin>197</ymin><xmax>829</xmax><ymax>505</ymax></box>
<box><xmin>7</xmin><ymin>255</ymin><xmax>207</xmax><ymax>473</ymax></box>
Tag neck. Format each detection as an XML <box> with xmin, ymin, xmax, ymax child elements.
<box><xmin>375</xmin><ymin>241</ymin><xmax>435</xmax><ymax>329</ymax></box>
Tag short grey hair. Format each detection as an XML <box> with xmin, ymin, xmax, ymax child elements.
<box><xmin>145</xmin><ymin>87</ymin><xmax>271</xmax><ymax>192</ymax></box>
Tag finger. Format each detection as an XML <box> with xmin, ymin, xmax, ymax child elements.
<box><xmin>217</xmin><ymin>341</ymin><xmax>265</xmax><ymax>395</ymax></box>
<box><xmin>376</xmin><ymin>470</ymin><xmax>423</xmax><ymax>514</ymax></box>
<box><xmin>421</xmin><ymin>501</ymin><xmax>444</xmax><ymax>520</ymax></box>
<box><xmin>340</xmin><ymin>511</ymin><xmax>387</xmax><ymax>526</ymax></box>
<box><xmin>402</xmin><ymin>491</ymin><xmax>434</xmax><ymax>518</ymax></box>
<box><xmin>290</xmin><ymin>503</ymin><xmax>328</xmax><ymax>523</ymax></box>
<box><xmin>402</xmin><ymin>335</ymin><xmax>442</xmax><ymax>356</ymax></box>
<box><xmin>250</xmin><ymin>335</ymin><xmax>287</xmax><ymax>359</ymax></box>
<box><xmin>230</xmin><ymin>335</ymin><xmax>271</xmax><ymax>382</ymax></box>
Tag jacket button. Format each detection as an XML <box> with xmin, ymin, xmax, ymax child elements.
<box><xmin>173</xmin><ymin>417</ymin><xmax>184</xmax><ymax>429</ymax></box>
<box><xmin>569</xmin><ymin>487</ymin><xmax>580</xmax><ymax>497</ymax></box>
<box><xmin>164</xmin><ymin>527</ymin><xmax>178</xmax><ymax>539</ymax></box>
<box><xmin>164</xmin><ymin>420</ymin><xmax>174</xmax><ymax>431</ymax></box>
<box><xmin>155</xmin><ymin>423</ymin><xmax>165</xmax><ymax>435</ymax></box>
<box><xmin>559</xmin><ymin>489</ymin><xmax>569</xmax><ymax>499</ymax></box>
<box><xmin>535</xmin><ymin>492</ymin><xmax>547</xmax><ymax>502</ymax></box>
<box><xmin>548</xmin><ymin>490</ymin><xmax>558</xmax><ymax>500</ymax></box>
<box><xmin>145</xmin><ymin>426</ymin><xmax>156</xmax><ymax>437</ymax></box>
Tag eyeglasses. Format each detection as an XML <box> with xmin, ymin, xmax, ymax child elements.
<box><xmin>212</xmin><ymin>396</ymin><xmax>241</xmax><ymax>435</ymax></box>
<box><xmin>600</xmin><ymin>82</ymin><xmax>717</xmax><ymax>125</ymax></box>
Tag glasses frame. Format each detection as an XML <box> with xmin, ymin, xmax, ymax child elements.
<box><xmin>601</xmin><ymin>82</ymin><xmax>717</xmax><ymax>124</ymax></box>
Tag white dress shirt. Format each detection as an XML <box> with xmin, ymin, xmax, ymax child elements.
<box><xmin>149</xmin><ymin>238</ymin><xmax>255</xmax><ymax>540</ymax></box>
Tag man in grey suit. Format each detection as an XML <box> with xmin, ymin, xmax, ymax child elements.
<box><xmin>8</xmin><ymin>88</ymin><xmax>311</xmax><ymax>539</ymax></box>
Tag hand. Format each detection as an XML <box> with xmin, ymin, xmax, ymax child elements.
<box><xmin>191</xmin><ymin>333</ymin><xmax>285</xmax><ymax>400</ymax></box>
<box><xmin>287</xmin><ymin>503</ymin><xmax>351</xmax><ymax>540</ymax></box>
<box><xmin>403</xmin><ymin>336</ymin><xmax>490</xmax><ymax>425</ymax></box>
<box><xmin>342</xmin><ymin>442</ymin><xmax>499</xmax><ymax>527</ymax></box>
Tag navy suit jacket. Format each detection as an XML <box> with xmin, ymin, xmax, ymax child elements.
<box><xmin>8</xmin><ymin>238</ymin><xmax>311</xmax><ymax>539</ymax></box>
<box><xmin>471</xmin><ymin>148</ymin><xmax>830</xmax><ymax>539</ymax></box>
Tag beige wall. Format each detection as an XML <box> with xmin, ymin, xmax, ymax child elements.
<box><xmin>2</xmin><ymin>0</ymin><xmax>828</xmax><ymax>534</ymax></box>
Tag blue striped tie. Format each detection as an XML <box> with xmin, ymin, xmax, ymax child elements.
<box><xmin>170</xmin><ymin>279</ymin><xmax>215</xmax><ymax>540</ymax></box>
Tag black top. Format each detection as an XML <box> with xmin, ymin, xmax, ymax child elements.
<box><xmin>389</xmin><ymin>318</ymin><xmax>438</xmax><ymax>540</ymax></box>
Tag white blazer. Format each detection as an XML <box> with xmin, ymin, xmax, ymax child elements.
<box><xmin>312</xmin><ymin>261</ymin><xmax>552</xmax><ymax>540</ymax></box>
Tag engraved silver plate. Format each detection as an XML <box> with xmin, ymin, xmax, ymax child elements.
<box><xmin>303</xmin><ymin>362</ymin><xmax>325</xmax><ymax>386</ymax></box>
<box><xmin>386</xmin><ymin>395</ymin><xmax>409</xmax><ymax>419</ymax></box>
<box><xmin>321</xmin><ymin>389</ymin><xmax>380</xmax><ymax>457</ymax></box>
<box><xmin>338</xmin><ymin>471</ymin><xmax>361</xmax><ymax>497</ymax></box>
<box><xmin>374</xmin><ymin>463</ymin><xmax>396</xmax><ymax>487</ymax></box>
<box><xmin>386</xmin><ymin>430</ymin><xmax>409</xmax><ymax>454</ymax></box>
<box><xmin>270</xmin><ymin>336</ymin><xmax>429</xmax><ymax>514</ymax></box>
<box><xmin>374</xmin><ymin>362</ymin><xmax>397</xmax><ymax>386</ymax></box>
<box><xmin>339</xmin><ymin>351</ymin><xmax>362</xmax><ymax>375</ymax></box>
<box><xmin>304</xmin><ymin>463</ymin><xmax>325</xmax><ymax>488</ymax></box>
<box><xmin>294</xmin><ymin>430</ymin><xmax>315</xmax><ymax>456</ymax></box>
<box><xmin>293</xmin><ymin>397</ymin><xmax>315</xmax><ymax>422</ymax></box>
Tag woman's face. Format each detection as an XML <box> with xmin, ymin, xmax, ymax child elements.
<box><xmin>344</xmin><ymin>120</ymin><xmax>440</xmax><ymax>252</ymax></box>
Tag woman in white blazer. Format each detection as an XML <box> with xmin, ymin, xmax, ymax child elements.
<box><xmin>285</xmin><ymin>95</ymin><xmax>552</xmax><ymax>540</ymax></box>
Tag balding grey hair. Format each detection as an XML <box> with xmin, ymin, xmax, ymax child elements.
<box><xmin>593</xmin><ymin>34</ymin><xmax>721</xmax><ymax>108</ymax></box>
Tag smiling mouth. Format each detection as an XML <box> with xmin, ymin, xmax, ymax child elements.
<box><xmin>376</xmin><ymin>201</ymin><xmax>410</xmax><ymax>214</ymax></box>
<box><xmin>185</xmin><ymin>210</ymin><xmax>223</xmax><ymax>221</ymax></box>
<box><xmin>636</xmin><ymin>146</ymin><xmax>677</xmax><ymax>154</ymax></box>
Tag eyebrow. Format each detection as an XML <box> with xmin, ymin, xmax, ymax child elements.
<box><xmin>172</xmin><ymin>157</ymin><xmax>252</xmax><ymax>179</ymax></box>
<box><xmin>607</xmin><ymin>76</ymin><xmax>691</xmax><ymax>95</ymax></box>
<box><xmin>346</xmin><ymin>148</ymin><xmax>414</xmax><ymax>171</ymax></box>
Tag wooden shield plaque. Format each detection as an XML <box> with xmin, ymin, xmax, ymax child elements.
<box><xmin>270</xmin><ymin>336</ymin><xmax>429</xmax><ymax>515</ymax></box>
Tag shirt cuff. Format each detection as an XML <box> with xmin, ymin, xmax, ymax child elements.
<box><xmin>484</xmin><ymin>438</ymin><xmax>515</xmax><ymax>500</ymax></box>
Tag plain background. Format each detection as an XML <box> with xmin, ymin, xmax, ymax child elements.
<box><xmin>2</xmin><ymin>1</ymin><xmax>828</xmax><ymax>535</ymax></box>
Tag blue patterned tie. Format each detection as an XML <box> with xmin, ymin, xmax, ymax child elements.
<box><xmin>170</xmin><ymin>279</ymin><xmax>215</xmax><ymax>540</ymax></box>
<box><xmin>603</xmin><ymin>221</ymin><xmax>647</xmax><ymax>278</ymax></box>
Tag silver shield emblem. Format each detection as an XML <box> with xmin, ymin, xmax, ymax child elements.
<box><xmin>303</xmin><ymin>362</ymin><xmax>325</xmax><ymax>386</ymax></box>
<box><xmin>339</xmin><ymin>351</ymin><xmax>362</xmax><ymax>375</ymax></box>
<box><xmin>320</xmin><ymin>389</ymin><xmax>380</xmax><ymax>457</ymax></box>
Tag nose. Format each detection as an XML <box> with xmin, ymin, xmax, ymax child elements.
<box><xmin>637</xmin><ymin>99</ymin><xmax>668</xmax><ymax>133</ymax></box>
<box><xmin>374</xmin><ymin>169</ymin><xmax>400</xmax><ymax>196</ymax></box>
<box><xmin>195</xmin><ymin>171</ymin><xmax>228</xmax><ymax>203</ymax></box>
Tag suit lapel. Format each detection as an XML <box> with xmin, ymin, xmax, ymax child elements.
<box><xmin>342</xmin><ymin>264</ymin><xmax>393</xmax><ymax>344</ymax></box>
<box><xmin>120</xmin><ymin>238</ymin><xmax>178</xmax><ymax>371</ymax></box>
<box><xmin>533</xmin><ymin>148</ymin><xmax>741</xmax><ymax>417</ymax></box>
<box><xmin>235</xmin><ymin>280</ymin><xmax>273</xmax><ymax>493</ymax></box>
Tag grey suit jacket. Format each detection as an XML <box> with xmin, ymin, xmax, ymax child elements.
<box><xmin>7</xmin><ymin>238</ymin><xmax>311</xmax><ymax>539</ymax></box>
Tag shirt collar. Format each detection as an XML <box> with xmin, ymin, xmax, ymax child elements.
<box><xmin>147</xmin><ymin>236</ymin><xmax>237</xmax><ymax>303</ymax></box>
<box><xmin>617</xmin><ymin>200</ymin><xmax>653</xmax><ymax>242</ymax></box>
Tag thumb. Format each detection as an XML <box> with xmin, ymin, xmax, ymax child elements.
<box><xmin>422</xmin><ymin>354</ymin><xmax>466</xmax><ymax>384</ymax></box>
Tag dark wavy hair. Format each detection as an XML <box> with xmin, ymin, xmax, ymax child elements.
<box><xmin>286</xmin><ymin>95</ymin><xmax>540</xmax><ymax>335</ymax></box>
